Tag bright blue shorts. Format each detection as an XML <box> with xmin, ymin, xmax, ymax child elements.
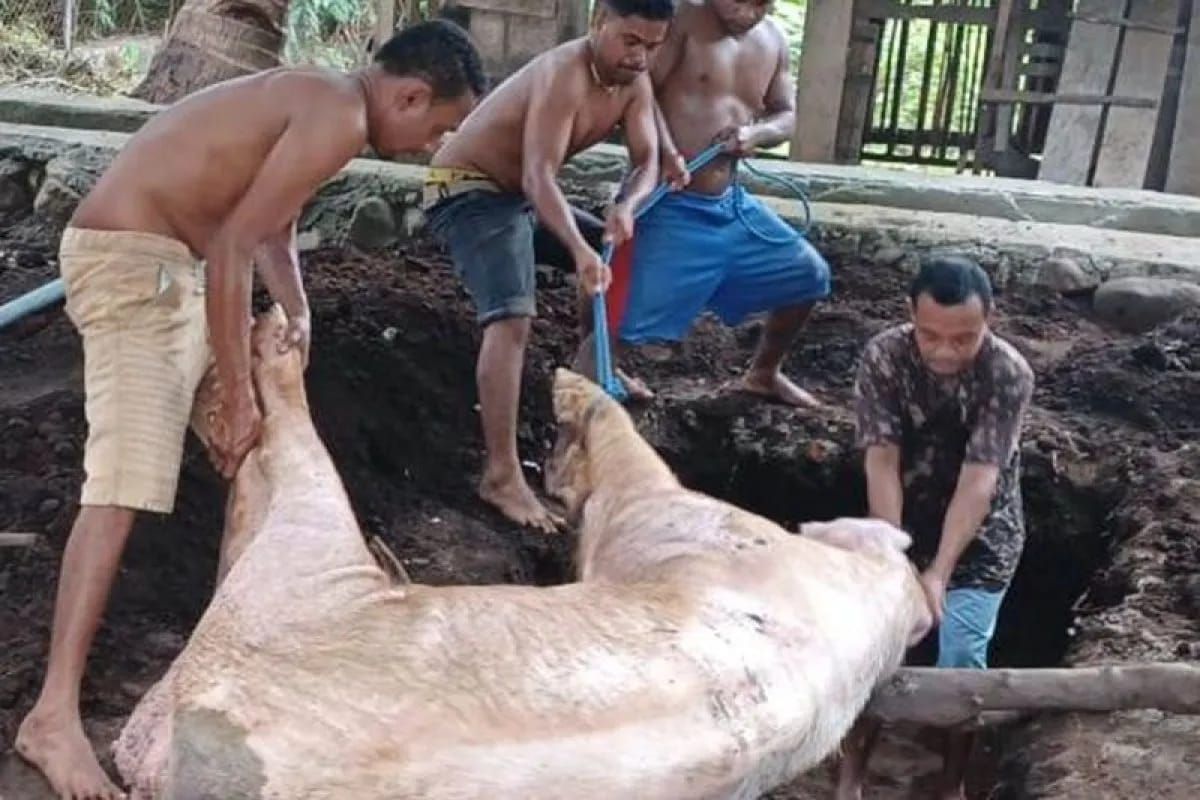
<box><xmin>607</xmin><ymin>184</ymin><xmax>831</xmax><ymax>345</ymax></box>
<box><xmin>937</xmin><ymin>586</ymin><xmax>1007</xmax><ymax>669</ymax></box>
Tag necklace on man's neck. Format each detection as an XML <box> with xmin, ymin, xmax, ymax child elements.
<box><xmin>587</xmin><ymin>41</ymin><xmax>618</xmax><ymax>94</ymax></box>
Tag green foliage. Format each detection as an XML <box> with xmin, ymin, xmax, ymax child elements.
<box><xmin>286</xmin><ymin>0</ymin><xmax>374</xmax><ymax>68</ymax></box>
<box><xmin>771</xmin><ymin>0</ymin><xmax>805</xmax><ymax>71</ymax></box>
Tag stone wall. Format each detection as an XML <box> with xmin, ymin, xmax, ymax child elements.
<box><xmin>4</xmin><ymin>120</ymin><xmax>1200</xmax><ymax>318</ymax></box>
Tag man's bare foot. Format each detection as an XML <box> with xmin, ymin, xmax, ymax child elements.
<box><xmin>479</xmin><ymin>473</ymin><xmax>565</xmax><ymax>534</ymax></box>
<box><xmin>16</xmin><ymin>708</ymin><xmax>126</xmax><ymax>799</ymax></box>
<box><xmin>615</xmin><ymin>368</ymin><xmax>655</xmax><ymax>402</ymax></box>
<box><xmin>728</xmin><ymin>369</ymin><xmax>822</xmax><ymax>408</ymax></box>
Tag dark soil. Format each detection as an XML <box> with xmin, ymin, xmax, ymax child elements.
<box><xmin>1</xmin><ymin>210</ymin><xmax>1197</xmax><ymax>799</ymax></box>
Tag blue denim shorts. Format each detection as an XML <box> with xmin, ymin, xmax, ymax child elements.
<box><xmin>936</xmin><ymin>586</ymin><xmax>1007</xmax><ymax>669</ymax></box>
<box><xmin>425</xmin><ymin>189</ymin><xmax>537</xmax><ymax>326</ymax></box>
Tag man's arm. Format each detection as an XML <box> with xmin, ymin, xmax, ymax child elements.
<box><xmin>854</xmin><ymin>339</ymin><xmax>906</xmax><ymax>528</ymax></box>
<box><xmin>925</xmin><ymin>354</ymin><xmax>1035</xmax><ymax>615</ymax></box>
<box><xmin>864</xmin><ymin>444</ymin><xmax>903</xmax><ymax>528</ymax></box>
<box><xmin>929</xmin><ymin>464</ymin><xmax>1000</xmax><ymax>580</ymax></box>
<box><xmin>722</xmin><ymin>26</ymin><xmax>795</xmax><ymax>155</ymax></box>
<box><xmin>205</xmin><ymin>94</ymin><xmax>365</xmax><ymax>475</ymax></box>
<box><xmin>750</xmin><ymin>26</ymin><xmax>796</xmax><ymax>149</ymax></box>
<box><xmin>522</xmin><ymin>66</ymin><xmax>608</xmax><ymax>292</ymax></box>
<box><xmin>612</xmin><ymin>76</ymin><xmax>661</xmax><ymax>221</ymax></box>
<box><xmin>648</xmin><ymin>16</ymin><xmax>686</xmax><ymax>173</ymax></box>
<box><xmin>253</xmin><ymin>219</ymin><xmax>310</xmax><ymax>365</ymax></box>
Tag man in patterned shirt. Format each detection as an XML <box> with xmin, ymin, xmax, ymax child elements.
<box><xmin>836</xmin><ymin>256</ymin><xmax>1034</xmax><ymax>800</ymax></box>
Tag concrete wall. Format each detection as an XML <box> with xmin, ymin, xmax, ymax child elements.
<box><xmin>441</xmin><ymin>0</ymin><xmax>590</xmax><ymax>87</ymax></box>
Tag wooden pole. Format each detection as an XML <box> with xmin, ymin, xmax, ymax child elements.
<box><xmin>864</xmin><ymin>663</ymin><xmax>1200</xmax><ymax>728</ymax></box>
<box><xmin>789</xmin><ymin>0</ymin><xmax>855</xmax><ymax>163</ymax></box>
<box><xmin>375</xmin><ymin>0</ymin><xmax>396</xmax><ymax>51</ymax></box>
<box><xmin>62</xmin><ymin>0</ymin><xmax>77</xmax><ymax>55</ymax></box>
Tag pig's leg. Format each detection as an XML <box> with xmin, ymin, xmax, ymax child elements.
<box><xmin>190</xmin><ymin>366</ymin><xmax>272</xmax><ymax>586</ymax></box>
<box><xmin>219</xmin><ymin>307</ymin><xmax>377</xmax><ymax>589</ymax></box>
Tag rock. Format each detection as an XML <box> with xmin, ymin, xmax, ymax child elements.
<box><xmin>873</xmin><ymin>246</ymin><xmax>907</xmax><ymax>268</ymax></box>
<box><xmin>295</xmin><ymin>230</ymin><xmax>321</xmax><ymax>252</ymax></box>
<box><xmin>348</xmin><ymin>196</ymin><xmax>396</xmax><ymax>250</ymax></box>
<box><xmin>1037</xmin><ymin>256</ymin><xmax>1099</xmax><ymax>294</ymax></box>
<box><xmin>0</xmin><ymin>153</ymin><xmax>34</xmax><ymax>213</ymax></box>
<box><xmin>38</xmin><ymin>497</ymin><xmax>62</xmax><ymax>515</ymax></box>
<box><xmin>1092</xmin><ymin>278</ymin><xmax>1200</xmax><ymax>334</ymax></box>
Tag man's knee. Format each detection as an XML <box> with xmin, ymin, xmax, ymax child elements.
<box><xmin>481</xmin><ymin>313</ymin><xmax>533</xmax><ymax>348</ymax></box>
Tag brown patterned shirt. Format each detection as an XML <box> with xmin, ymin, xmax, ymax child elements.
<box><xmin>854</xmin><ymin>324</ymin><xmax>1035</xmax><ymax>590</ymax></box>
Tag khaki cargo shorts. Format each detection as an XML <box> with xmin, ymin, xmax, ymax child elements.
<box><xmin>60</xmin><ymin>227</ymin><xmax>212</xmax><ymax>514</ymax></box>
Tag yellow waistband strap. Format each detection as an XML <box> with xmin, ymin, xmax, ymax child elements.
<box><xmin>424</xmin><ymin>166</ymin><xmax>493</xmax><ymax>186</ymax></box>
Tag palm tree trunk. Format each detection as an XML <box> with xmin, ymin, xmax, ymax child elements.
<box><xmin>132</xmin><ymin>0</ymin><xmax>291</xmax><ymax>104</ymax></box>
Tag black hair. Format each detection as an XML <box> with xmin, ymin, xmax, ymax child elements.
<box><xmin>598</xmin><ymin>0</ymin><xmax>677</xmax><ymax>21</ymax></box>
<box><xmin>908</xmin><ymin>255</ymin><xmax>993</xmax><ymax>312</ymax></box>
<box><xmin>374</xmin><ymin>19</ymin><xmax>488</xmax><ymax>100</ymax></box>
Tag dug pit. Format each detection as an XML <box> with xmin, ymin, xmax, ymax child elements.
<box><xmin>1</xmin><ymin>214</ymin><xmax>1198</xmax><ymax>799</ymax></box>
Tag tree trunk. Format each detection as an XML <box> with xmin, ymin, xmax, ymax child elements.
<box><xmin>132</xmin><ymin>0</ymin><xmax>291</xmax><ymax>104</ymax></box>
<box><xmin>864</xmin><ymin>663</ymin><xmax>1200</xmax><ymax>728</ymax></box>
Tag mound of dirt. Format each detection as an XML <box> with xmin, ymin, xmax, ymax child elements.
<box><xmin>1</xmin><ymin>209</ymin><xmax>1197</xmax><ymax>799</ymax></box>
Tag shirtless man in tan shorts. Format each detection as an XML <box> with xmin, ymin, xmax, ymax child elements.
<box><xmin>16</xmin><ymin>21</ymin><xmax>484</xmax><ymax>799</ymax></box>
<box><xmin>423</xmin><ymin>0</ymin><xmax>674</xmax><ymax>533</ymax></box>
<box><xmin>590</xmin><ymin>0</ymin><xmax>831</xmax><ymax>407</ymax></box>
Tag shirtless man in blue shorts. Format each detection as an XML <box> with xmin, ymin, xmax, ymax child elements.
<box><xmin>582</xmin><ymin>0</ymin><xmax>830</xmax><ymax>405</ymax></box>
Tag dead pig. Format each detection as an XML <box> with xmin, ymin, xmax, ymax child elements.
<box><xmin>113</xmin><ymin>310</ymin><xmax>930</xmax><ymax>799</ymax></box>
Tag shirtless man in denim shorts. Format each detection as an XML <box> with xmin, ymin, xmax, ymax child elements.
<box><xmin>424</xmin><ymin>0</ymin><xmax>672</xmax><ymax>532</ymax></box>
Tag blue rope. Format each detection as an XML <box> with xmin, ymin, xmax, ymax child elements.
<box><xmin>591</xmin><ymin>144</ymin><xmax>812</xmax><ymax>400</ymax></box>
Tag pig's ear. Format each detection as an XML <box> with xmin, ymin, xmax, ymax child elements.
<box><xmin>800</xmin><ymin>517</ymin><xmax>912</xmax><ymax>555</ymax></box>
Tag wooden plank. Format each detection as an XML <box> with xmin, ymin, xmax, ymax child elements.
<box><xmin>981</xmin><ymin>89</ymin><xmax>1157</xmax><ymax>107</ymax></box>
<box><xmin>995</xmin><ymin>1</ymin><xmax>1026</xmax><ymax>155</ymax></box>
<box><xmin>973</xmin><ymin>0</ymin><xmax>1015</xmax><ymax>173</ymax></box>
<box><xmin>835</xmin><ymin>16</ymin><xmax>880</xmax><ymax>164</ymax></box>
<box><xmin>1145</xmin><ymin>0</ymin><xmax>1190</xmax><ymax>190</ymax></box>
<box><xmin>790</xmin><ymin>0</ymin><xmax>855</xmax><ymax>162</ymax></box>
<box><xmin>1167</xmin><ymin>0</ymin><xmax>1200</xmax><ymax>195</ymax></box>
<box><xmin>1092</xmin><ymin>0</ymin><xmax>1179</xmax><ymax>188</ymax></box>
<box><xmin>1039</xmin><ymin>0</ymin><xmax>1126</xmax><ymax>185</ymax></box>
<box><xmin>0</xmin><ymin>533</ymin><xmax>39</xmax><ymax>548</ymax></box>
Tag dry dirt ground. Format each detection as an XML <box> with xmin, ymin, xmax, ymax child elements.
<box><xmin>0</xmin><ymin>209</ymin><xmax>1197</xmax><ymax>799</ymax></box>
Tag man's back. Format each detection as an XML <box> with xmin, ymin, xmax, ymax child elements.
<box><xmin>73</xmin><ymin>68</ymin><xmax>367</xmax><ymax>258</ymax></box>
<box><xmin>431</xmin><ymin>39</ymin><xmax>643</xmax><ymax>191</ymax></box>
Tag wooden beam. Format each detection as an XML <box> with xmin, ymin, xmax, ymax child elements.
<box><xmin>0</xmin><ymin>532</ymin><xmax>39</xmax><ymax>548</ymax></box>
<box><xmin>865</xmin><ymin>663</ymin><xmax>1200</xmax><ymax>728</ymax></box>
<box><xmin>856</xmin><ymin>0</ymin><xmax>1067</xmax><ymax>30</ymax></box>
<box><xmin>790</xmin><ymin>0</ymin><xmax>855</xmax><ymax>163</ymax></box>
<box><xmin>1166</xmin><ymin>0</ymin><xmax>1200</xmax><ymax>196</ymax></box>
<box><xmin>1069</xmin><ymin>12</ymin><xmax>1184</xmax><ymax>36</ymax></box>
<box><xmin>980</xmin><ymin>89</ymin><xmax>1158</xmax><ymax>108</ymax></box>
<box><xmin>1093</xmin><ymin>0</ymin><xmax>1178</xmax><ymax>188</ymax></box>
<box><xmin>1039</xmin><ymin>0</ymin><xmax>1126</xmax><ymax>185</ymax></box>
